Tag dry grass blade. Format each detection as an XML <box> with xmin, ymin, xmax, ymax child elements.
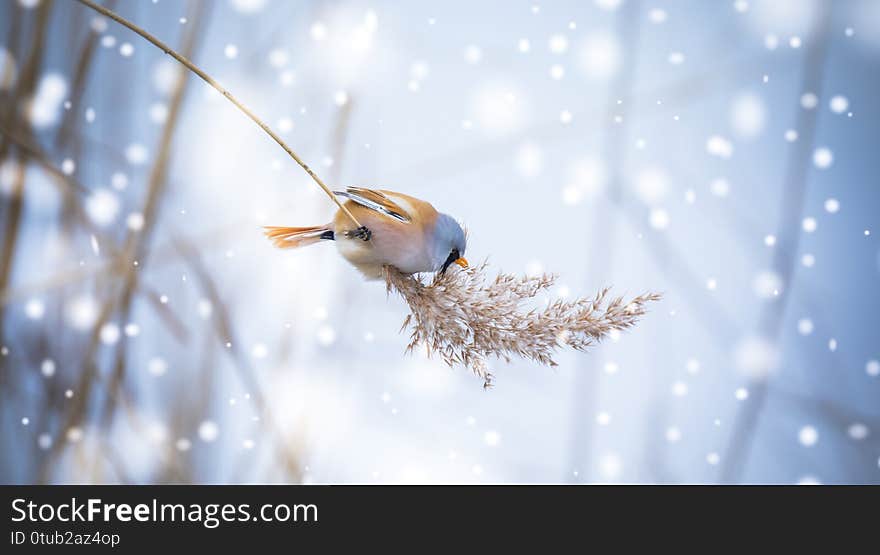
<box><xmin>385</xmin><ymin>263</ymin><xmax>661</xmax><ymax>388</ymax></box>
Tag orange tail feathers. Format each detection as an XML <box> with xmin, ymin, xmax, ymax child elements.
<box><xmin>264</xmin><ymin>225</ymin><xmax>333</xmax><ymax>249</ymax></box>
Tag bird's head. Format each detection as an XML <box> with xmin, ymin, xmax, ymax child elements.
<box><xmin>432</xmin><ymin>213</ymin><xmax>468</xmax><ymax>274</ymax></box>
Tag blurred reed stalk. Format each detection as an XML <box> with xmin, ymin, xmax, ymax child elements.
<box><xmin>0</xmin><ymin>129</ymin><xmax>175</xmax><ymax>349</ymax></box>
<box><xmin>720</xmin><ymin>4</ymin><xmax>832</xmax><ymax>484</ymax></box>
<box><xmin>173</xmin><ymin>237</ymin><xmax>304</xmax><ymax>482</ymax></box>
<box><xmin>53</xmin><ymin>0</ymin><xmax>117</xmax><ymax>240</ymax></box>
<box><xmin>94</xmin><ymin>0</ymin><xmax>211</xmax><ymax>436</ymax></box>
<box><xmin>0</xmin><ymin>0</ymin><xmax>52</xmax><ymax>348</ymax></box>
<box><xmin>0</xmin><ymin>1</ymin><xmax>54</xmax><ymax>483</ymax></box>
<box><xmin>53</xmin><ymin>0</ymin><xmax>115</xmax><ymax>152</ymax></box>
<box><xmin>38</xmin><ymin>0</ymin><xmax>208</xmax><ymax>483</ymax></box>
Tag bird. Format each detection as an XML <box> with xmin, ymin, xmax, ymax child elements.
<box><xmin>264</xmin><ymin>187</ymin><xmax>468</xmax><ymax>280</ymax></box>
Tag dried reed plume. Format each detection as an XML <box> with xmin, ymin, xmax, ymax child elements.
<box><xmin>385</xmin><ymin>263</ymin><xmax>661</xmax><ymax>388</ymax></box>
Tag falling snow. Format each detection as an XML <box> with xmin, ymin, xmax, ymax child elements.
<box><xmin>0</xmin><ymin>0</ymin><xmax>877</xmax><ymax>487</ymax></box>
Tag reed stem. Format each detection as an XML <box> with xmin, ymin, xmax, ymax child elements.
<box><xmin>73</xmin><ymin>0</ymin><xmax>362</xmax><ymax>228</ymax></box>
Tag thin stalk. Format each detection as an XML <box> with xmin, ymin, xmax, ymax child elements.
<box><xmin>73</xmin><ymin>0</ymin><xmax>362</xmax><ymax>229</ymax></box>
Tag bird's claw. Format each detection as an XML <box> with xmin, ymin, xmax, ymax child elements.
<box><xmin>346</xmin><ymin>225</ymin><xmax>372</xmax><ymax>241</ymax></box>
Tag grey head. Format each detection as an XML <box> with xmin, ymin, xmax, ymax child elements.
<box><xmin>431</xmin><ymin>213</ymin><xmax>468</xmax><ymax>274</ymax></box>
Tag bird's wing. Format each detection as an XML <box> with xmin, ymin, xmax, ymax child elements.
<box><xmin>333</xmin><ymin>187</ymin><xmax>413</xmax><ymax>223</ymax></box>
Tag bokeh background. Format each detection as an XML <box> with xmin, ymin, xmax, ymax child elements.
<box><xmin>1</xmin><ymin>0</ymin><xmax>879</xmax><ymax>484</ymax></box>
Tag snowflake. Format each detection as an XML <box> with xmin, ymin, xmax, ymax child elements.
<box><xmin>198</xmin><ymin>420</ymin><xmax>219</xmax><ymax>442</ymax></box>
<box><xmin>798</xmin><ymin>426</ymin><xmax>818</xmax><ymax>447</ymax></box>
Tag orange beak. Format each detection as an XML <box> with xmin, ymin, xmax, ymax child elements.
<box><xmin>454</xmin><ymin>257</ymin><xmax>469</xmax><ymax>268</ymax></box>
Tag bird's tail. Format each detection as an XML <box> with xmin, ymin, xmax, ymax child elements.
<box><xmin>263</xmin><ymin>225</ymin><xmax>334</xmax><ymax>249</ymax></box>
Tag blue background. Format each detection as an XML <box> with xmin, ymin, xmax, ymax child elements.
<box><xmin>1</xmin><ymin>0</ymin><xmax>878</xmax><ymax>484</ymax></box>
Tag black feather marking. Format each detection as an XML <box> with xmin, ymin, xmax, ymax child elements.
<box><xmin>333</xmin><ymin>190</ymin><xmax>411</xmax><ymax>223</ymax></box>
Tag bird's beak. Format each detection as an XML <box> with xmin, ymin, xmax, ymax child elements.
<box><xmin>454</xmin><ymin>257</ymin><xmax>469</xmax><ymax>268</ymax></box>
